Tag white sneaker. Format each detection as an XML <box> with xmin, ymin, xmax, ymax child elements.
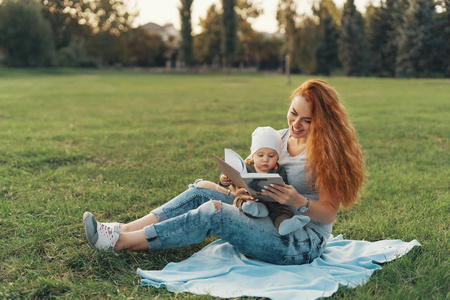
<box><xmin>103</xmin><ymin>222</ymin><xmax>122</xmax><ymax>229</ymax></box>
<box><xmin>83</xmin><ymin>212</ymin><xmax>120</xmax><ymax>254</ymax></box>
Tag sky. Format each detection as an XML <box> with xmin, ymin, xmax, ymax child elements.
<box><xmin>130</xmin><ymin>0</ymin><xmax>376</xmax><ymax>34</ymax></box>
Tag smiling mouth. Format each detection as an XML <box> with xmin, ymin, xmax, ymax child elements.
<box><xmin>292</xmin><ymin>126</ymin><xmax>303</xmax><ymax>133</ymax></box>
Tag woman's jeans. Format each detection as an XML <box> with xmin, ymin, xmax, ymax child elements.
<box><xmin>144</xmin><ymin>180</ymin><xmax>325</xmax><ymax>265</ymax></box>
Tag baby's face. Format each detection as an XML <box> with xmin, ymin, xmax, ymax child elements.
<box><xmin>253</xmin><ymin>148</ymin><xmax>279</xmax><ymax>173</ymax></box>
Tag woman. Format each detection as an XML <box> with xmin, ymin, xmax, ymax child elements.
<box><xmin>83</xmin><ymin>79</ymin><xmax>365</xmax><ymax>265</ymax></box>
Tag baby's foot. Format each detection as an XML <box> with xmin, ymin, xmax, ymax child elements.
<box><xmin>242</xmin><ymin>201</ymin><xmax>269</xmax><ymax>217</ymax></box>
<box><xmin>83</xmin><ymin>212</ymin><xmax>120</xmax><ymax>255</ymax></box>
<box><xmin>278</xmin><ymin>215</ymin><xmax>311</xmax><ymax>235</ymax></box>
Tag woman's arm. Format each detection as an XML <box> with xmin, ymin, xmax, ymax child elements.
<box><xmin>263</xmin><ymin>185</ymin><xmax>340</xmax><ymax>224</ymax></box>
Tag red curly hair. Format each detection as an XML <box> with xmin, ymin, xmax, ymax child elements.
<box><xmin>291</xmin><ymin>79</ymin><xmax>365</xmax><ymax>208</ymax></box>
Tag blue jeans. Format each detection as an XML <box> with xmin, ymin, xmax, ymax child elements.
<box><xmin>144</xmin><ymin>180</ymin><xmax>325</xmax><ymax>265</ymax></box>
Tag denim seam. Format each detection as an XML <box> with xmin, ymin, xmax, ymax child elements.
<box><xmin>215</xmin><ymin>201</ymin><xmax>224</xmax><ymax>238</ymax></box>
<box><xmin>277</xmin><ymin>252</ymin><xmax>311</xmax><ymax>265</ymax></box>
<box><xmin>278</xmin><ymin>235</ymin><xmax>311</xmax><ymax>245</ymax></box>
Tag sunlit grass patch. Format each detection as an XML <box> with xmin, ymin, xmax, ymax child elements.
<box><xmin>0</xmin><ymin>69</ymin><xmax>448</xmax><ymax>299</ymax></box>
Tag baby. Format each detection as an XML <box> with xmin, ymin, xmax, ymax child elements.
<box><xmin>220</xmin><ymin>126</ymin><xmax>310</xmax><ymax>235</ymax></box>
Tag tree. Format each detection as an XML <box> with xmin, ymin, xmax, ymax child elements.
<box><xmin>395</xmin><ymin>0</ymin><xmax>436</xmax><ymax>77</ymax></box>
<box><xmin>379</xmin><ymin>0</ymin><xmax>408</xmax><ymax>76</ymax></box>
<box><xmin>235</xmin><ymin>21</ymin><xmax>264</xmax><ymax>68</ymax></box>
<box><xmin>313</xmin><ymin>0</ymin><xmax>341</xmax><ymax>26</ymax></box>
<box><xmin>338</xmin><ymin>0</ymin><xmax>367</xmax><ymax>76</ymax></box>
<box><xmin>295</xmin><ymin>17</ymin><xmax>321</xmax><ymax>74</ymax></box>
<box><xmin>315</xmin><ymin>14</ymin><xmax>339</xmax><ymax>75</ymax></box>
<box><xmin>53</xmin><ymin>37</ymin><xmax>97</xmax><ymax>67</ymax></box>
<box><xmin>89</xmin><ymin>0</ymin><xmax>135</xmax><ymax>36</ymax></box>
<box><xmin>222</xmin><ymin>0</ymin><xmax>238</xmax><ymax>71</ymax></box>
<box><xmin>40</xmin><ymin>0</ymin><xmax>90</xmax><ymax>50</ymax></box>
<box><xmin>41</xmin><ymin>0</ymin><xmax>134</xmax><ymax>43</ymax></box>
<box><xmin>277</xmin><ymin>0</ymin><xmax>301</xmax><ymax>81</ymax></box>
<box><xmin>195</xmin><ymin>0</ymin><xmax>263</xmax><ymax>68</ymax></box>
<box><xmin>0</xmin><ymin>0</ymin><xmax>54</xmax><ymax>67</ymax></box>
<box><xmin>40</xmin><ymin>0</ymin><xmax>135</xmax><ymax>66</ymax></box>
<box><xmin>258</xmin><ymin>36</ymin><xmax>284</xmax><ymax>70</ymax></box>
<box><xmin>365</xmin><ymin>3</ymin><xmax>388</xmax><ymax>76</ymax></box>
<box><xmin>314</xmin><ymin>0</ymin><xmax>340</xmax><ymax>75</ymax></box>
<box><xmin>194</xmin><ymin>4</ymin><xmax>223</xmax><ymax>66</ymax></box>
<box><xmin>235</xmin><ymin>0</ymin><xmax>263</xmax><ymax>68</ymax></box>
<box><xmin>84</xmin><ymin>31</ymin><xmax>126</xmax><ymax>66</ymax></box>
<box><xmin>124</xmin><ymin>27</ymin><xmax>166</xmax><ymax>67</ymax></box>
<box><xmin>180</xmin><ymin>0</ymin><xmax>194</xmax><ymax>67</ymax></box>
<box><xmin>235</xmin><ymin>0</ymin><xmax>263</xmax><ymax>20</ymax></box>
<box><xmin>437</xmin><ymin>0</ymin><xmax>450</xmax><ymax>76</ymax></box>
<box><xmin>86</xmin><ymin>1</ymin><xmax>137</xmax><ymax>66</ymax></box>
<box><xmin>445</xmin><ymin>0</ymin><xmax>450</xmax><ymax>76</ymax></box>
<box><xmin>277</xmin><ymin>0</ymin><xmax>298</xmax><ymax>65</ymax></box>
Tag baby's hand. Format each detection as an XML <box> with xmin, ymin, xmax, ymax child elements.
<box><xmin>235</xmin><ymin>187</ymin><xmax>254</xmax><ymax>201</ymax></box>
<box><xmin>220</xmin><ymin>174</ymin><xmax>233</xmax><ymax>186</ymax></box>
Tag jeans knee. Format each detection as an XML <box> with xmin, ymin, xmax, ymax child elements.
<box><xmin>195</xmin><ymin>180</ymin><xmax>230</xmax><ymax>195</ymax></box>
<box><xmin>196</xmin><ymin>180</ymin><xmax>217</xmax><ymax>189</ymax></box>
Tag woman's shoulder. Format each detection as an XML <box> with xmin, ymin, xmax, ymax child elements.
<box><xmin>277</xmin><ymin>128</ymin><xmax>289</xmax><ymax>139</ymax></box>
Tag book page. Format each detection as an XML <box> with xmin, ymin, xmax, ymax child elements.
<box><xmin>224</xmin><ymin>148</ymin><xmax>247</xmax><ymax>174</ymax></box>
<box><xmin>214</xmin><ymin>155</ymin><xmax>247</xmax><ymax>188</ymax></box>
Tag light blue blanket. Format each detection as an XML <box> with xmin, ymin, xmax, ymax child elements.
<box><xmin>137</xmin><ymin>235</ymin><xmax>420</xmax><ymax>300</ymax></box>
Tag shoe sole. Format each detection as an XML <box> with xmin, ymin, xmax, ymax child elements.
<box><xmin>83</xmin><ymin>212</ymin><xmax>120</xmax><ymax>256</ymax></box>
<box><xmin>83</xmin><ymin>212</ymin><xmax>96</xmax><ymax>250</ymax></box>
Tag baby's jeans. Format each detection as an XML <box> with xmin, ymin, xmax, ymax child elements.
<box><xmin>144</xmin><ymin>180</ymin><xmax>325</xmax><ymax>265</ymax></box>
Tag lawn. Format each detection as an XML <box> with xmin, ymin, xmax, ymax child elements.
<box><xmin>0</xmin><ymin>68</ymin><xmax>448</xmax><ymax>299</ymax></box>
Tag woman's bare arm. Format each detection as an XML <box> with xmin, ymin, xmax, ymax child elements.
<box><xmin>263</xmin><ymin>184</ymin><xmax>339</xmax><ymax>224</ymax></box>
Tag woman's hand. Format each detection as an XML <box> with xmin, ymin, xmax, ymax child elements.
<box><xmin>219</xmin><ymin>174</ymin><xmax>233</xmax><ymax>187</ymax></box>
<box><xmin>264</xmin><ymin>184</ymin><xmax>340</xmax><ymax>224</ymax></box>
<box><xmin>262</xmin><ymin>184</ymin><xmax>306</xmax><ymax>209</ymax></box>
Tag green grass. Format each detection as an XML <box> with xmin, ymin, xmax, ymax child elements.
<box><xmin>0</xmin><ymin>68</ymin><xmax>449</xmax><ymax>299</ymax></box>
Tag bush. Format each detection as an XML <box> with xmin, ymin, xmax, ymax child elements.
<box><xmin>0</xmin><ymin>0</ymin><xmax>54</xmax><ymax>67</ymax></box>
<box><xmin>54</xmin><ymin>38</ymin><xmax>98</xmax><ymax>68</ymax></box>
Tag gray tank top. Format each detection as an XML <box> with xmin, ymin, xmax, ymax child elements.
<box><xmin>278</xmin><ymin>129</ymin><xmax>333</xmax><ymax>238</ymax></box>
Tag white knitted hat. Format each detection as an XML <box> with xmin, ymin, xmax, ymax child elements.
<box><xmin>250</xmin><ymin>126</ymin><xmax>282</xmax><ymax>156</ymax></box>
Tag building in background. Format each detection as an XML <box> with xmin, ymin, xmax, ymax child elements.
<box><xmin>141</xmin><ymin>22</ymin><xmax>180</xmax><ymax>68</ymax></box>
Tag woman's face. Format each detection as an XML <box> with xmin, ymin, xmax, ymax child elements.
<box><xmin>287</xmin><ymin>96</ymin><xmax>312</xmax><ymax>139</ymax></box>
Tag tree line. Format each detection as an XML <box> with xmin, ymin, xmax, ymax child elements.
<box><xmin>275</xmin><ymin>0</ymin><xmax>449</xmax><ymax>77</ymax></box>
<box><xmin>0</xmin><ymin>0</ymin><xmax>448</xmax><ymax>77</ymax></box>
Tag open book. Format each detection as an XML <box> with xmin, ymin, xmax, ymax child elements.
<box><xmin>214</xmin><ymin>149</ymin><xmax>285</xmax><ymax>202</ymax></box>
